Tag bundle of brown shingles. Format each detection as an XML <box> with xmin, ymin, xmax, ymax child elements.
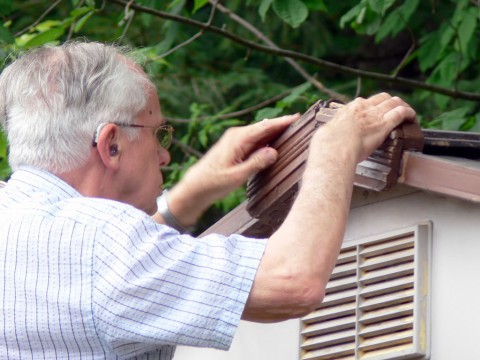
<box><xmin>245</xmin><ymin>100</ymin><xmax>424</xmax><ymax>236</ymax></box>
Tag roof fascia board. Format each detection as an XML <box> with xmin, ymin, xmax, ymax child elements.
<box><xmin>399</xmin><ymin>151</ymin><xmax>480</xmax><ymax>203</ymax></box>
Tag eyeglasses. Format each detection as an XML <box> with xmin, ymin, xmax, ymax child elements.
<box><xmin>93</xmin><ymin>122</ymin><xmax>174</xmax><ymax>149</ymax></box>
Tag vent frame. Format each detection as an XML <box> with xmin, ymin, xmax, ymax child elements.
<box><xmin>299</xmin><ymin>222</ymin><xmax>431</xmax><ymax>360</ymax></box>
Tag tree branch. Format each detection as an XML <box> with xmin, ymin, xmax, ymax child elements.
<box><xmin>117</xmin><ymin>0</ymin><xmax>135</xmax><ymax>44</ymax></box>
<box><xmin>107</xmin><ymin>0</ymin><xmax>480</xmax><ymax>101</ymax></box>
<box><xmin>172</xmin><ymin>138</ymin><xmax>204</xmax><ymax>158</ymax></box>
<box><xmin>208</xmin><ymin>1</ymin><xmax>349</xmax><ymax>103</ymax></box>
<box><xmin>14</xmin><ymin>0</ymin><xmax>63</xmax><ymax>37</ymax></box>
<box><xmin>154</xmin><ymin>0</ymin><xmax>218</xmax><ymax>60</ymax></box>
<box><xmin>164</xmin><ymin>89</ymin><xmax>293</xmax><ymax>124</ymax></box>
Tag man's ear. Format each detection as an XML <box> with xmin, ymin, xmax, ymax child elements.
<box><xmin>95</xmin><ymin>124</ymin><xmax>121</xmax><ymax>170</ymax></box>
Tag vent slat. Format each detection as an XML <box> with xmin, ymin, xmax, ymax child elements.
<box><xmin>358</xmin><ymin>329</ymin><xmax>413</xmax><ymax>351</ymax></box>
<box><xmin>359</xmin><ymin>315</ymin><xmax>414</xmax><ymax>337</ymax></box>
<box><xmin>302</xmin><ymin>343</ymin><xmax>355</xmax><ymax>360</ymax></box>
<box><xmin>359</xmin><ymin>235</ymin><xmax>414</xmax><ymax>257</ymax></box>
<box><xmin>326</xmin><ymin>275</ymin><xmax>358</xmax><ymax>293</ymax></box>
<box><xmin>360</xmin><ymin>248</ymin><xmax>414</xmax><ymax>271</ymax></box>
<box><xmin>331</xmin><ymin>262</ymin><xmax>357</xmax><ymax>279</ymax></box>
<box><xmin>360</xmin><ymin>263</ymin><xmax>414</xmax><ymax>285</ymax></box>
<box><xmin>360</xmin><ymin>288</ymin><xmax>414</xmax><ymax>311</ymax></box>
<box><xmin>301</xmin><ymin>329</ymin><xmax>356</xmax><ymax>350</ymax></box>
<box><xmin>360</xmin><ymin>275</ymin><xmax>414</xmax><ymax>297</ymax></box>
<box><xmin>336</xmin><ymin>248</ymin><xmax>357</xmax><ymax>264</ymax></box>
<box><xmin>359</xmin><ymin>302</ymin><xmax>414</xmax><ymax>324</ymax></box>
<box><xmin>302</xmin><ymin>302</ymin><xmax>356</xmax><ymax>323</ymax></box>
<box><xmin>302</xmin><ymin>315</ymin><xmax>356</xmax><ymax>337</ymax></box>
<box><xmin>321</xmin><ymin>288</ymin><xmax>357</xmax><ymax>307</ymax></box>
<box><xmin>360</xmin><ymin>342</ymin><xmax>416</xmax><ymax>359</ymax></box>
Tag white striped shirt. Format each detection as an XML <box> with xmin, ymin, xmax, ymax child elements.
<box><xmin>0</xmin><ymin>167</ymin><xmax>267</xmax><ymax>359</ymax></box>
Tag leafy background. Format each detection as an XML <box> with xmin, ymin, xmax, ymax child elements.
<box><xmin>1</xmin><ymin>0</ymin><xmax>479</xmax><ymax>230</ymax></box>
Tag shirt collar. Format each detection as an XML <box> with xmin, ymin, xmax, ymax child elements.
<box><xmin>9</xmin><ymin>166</ymin><xmax>82</xmax><ymax>200</ymax></box>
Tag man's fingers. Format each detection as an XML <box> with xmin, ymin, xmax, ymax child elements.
<box><xmin>374</xmin><ymin>96</ymin><xmax>416</xmax><ymax>126</ymax></box>
<box><xmin>365</xmin><ymin>92</ymin><xmax>392</xmax><ymax>106</ymax></box>
<box><xmin>383</xmin><ymin>105</ymin><xmax>417</xmax><ymax>125</ymax></box>
<box><xmin>250</xmin><ymin>114</ymin><xmax>300</xmax><ymax>143</ymax></box>
<box><xmin>233</xmin><ymin>147</ymin><xmax>279</xmax><ymax>180</ymax></box>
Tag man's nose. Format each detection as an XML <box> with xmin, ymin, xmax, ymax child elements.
<box><xmin>158</xmin><ymin>146</ymin><xmax>171</xmax><ymax>167</ymax></box>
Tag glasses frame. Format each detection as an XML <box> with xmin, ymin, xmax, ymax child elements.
<box><xmin>93</xmin><ymin>122</ymin><xmax>174</xmax><ymax>149</ymax></box>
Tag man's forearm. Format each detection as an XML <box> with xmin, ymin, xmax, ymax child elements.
<box><xmin>276</xmin><ymin>124</ymin><xmax>358</xmax><ymax>286</ymax></box>
<box><xmin>242</xmin><ymin>123</ymin><xmax>358</xmax><ymax>322</ymax></box>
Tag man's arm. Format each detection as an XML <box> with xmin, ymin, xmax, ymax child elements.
<box><xmin>242</xmin><ymin>93</ymin><xmax>417</xmax><ymax>322</ymax></box>
<box><xmin>153</xmin><ymin>93</ymin><xmax>416</xmax><ymax>323</ymax></box>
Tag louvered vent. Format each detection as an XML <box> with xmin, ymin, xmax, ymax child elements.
<box><xmin>300</xmin><ymin>223</ymin><xmax>431</xmax><ymax>360</ymax></box>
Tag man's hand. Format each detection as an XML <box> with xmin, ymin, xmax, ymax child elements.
<box><xmin>317</xmin><ymin>93</ymin><xmax>417</xmax><ymax>163</ymax></box>
<box><xmin>154</xmin><ymin>114</ymin><xmax>300</xmax><ymax>228</ymax></box>
<box><xmin>187</xmin><ymin>114</ymin><xmax>300</xmax><ymax>197</ymax></box>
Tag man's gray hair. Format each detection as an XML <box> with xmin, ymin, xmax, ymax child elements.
<box><xmin>0</xmin><ymin>41</ymin><xmax>152</xmax><ymax>173</ymax></box>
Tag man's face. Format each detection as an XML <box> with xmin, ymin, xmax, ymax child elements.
<box><xmin>118</xmin><ymin>88</ymin><xmax>171</xmax><ymax>215</ymax></box>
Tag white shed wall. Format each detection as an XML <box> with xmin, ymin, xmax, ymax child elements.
<box><xmin>175</xmin><ymin>319</ymin><xmax>299</xmax><ymax>359</ymax></box>
<box><xmin>176</xmin><ymin>189</ymin><xmax>480</xmax><ymax>360</ymax></box>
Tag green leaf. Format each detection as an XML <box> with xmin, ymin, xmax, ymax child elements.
<box><xmin>428</xmin><ymin>107</ymin><xmax>470</xmax><ymax>130</ymax></box>
<box><xmin>459</xmin><ymin>116</ymin><xmax>476</xmax><ymax>131</ymax></box>
<box><xmin>356</xmin><ymin>6</ymin><xmax>367</xmax><ymax>25</ymax></box>
<box><xmin>255</xmin><ymin>107</ymin><xmax>283</xmax><ymax>121</ymax></box>
<box><xmin>439</xmin><ymin>24</ymin><xmax>454</xmax><ymax>48</ymax></box>
<box><xmin>272</xmin><ymin>0</ymin><xmax>309</xmax><ymax>28</ymax></box>
<box><xmin>277</xmin><ymin>82</ymin><xmax>311</xmax><ymax>107</ymax></box>
<box><xmin>468</xmin><ymin>114</ymin><xmax>480</xmax><ymax>133</ymax></box>
<box><xmin>259</xmin><ymin>0</ymin><xmax>274</xmax><ymax>21</ymax></box>
<box><xmin>0</xmin><ymin>129</ymin><xmax>10</xmax><ymax>181</ymax></box>
<box><xmin>340</xmin><ymin>0</ymin><xmax>383</xmax><ymax>35</ymax></box>
<box><xmin>302</xmin><ymin>0</ymin><xmax>327</xmax><ymax>12</ymax></box>
<box><xmin>367</xmin><ymin>0</ymin><xmax>395</xmax><ymax>16</ymax></box>
<box><xmin>213</xmin><ymin>119</ymin><xmax>244</xmax><ymax>128</ymax></box>
<box><xmin>70</xmin><ymin>6</ymin><xmax>92</xmax><ymax>18</ymax></box>
<box><xmin>74</xmin><ymin>11</ymin><xmax>94</xmax><ymax>33</ymax></box>
<box><xmin>451</xmin><ymin>0</ymin><xmax>470</xmax><ymax>27</ymax></box>
<box><xmin>457</xmin><ymin>7</ymin><xmax>477</xmax><ymax>59</ymax></box>
<box><xmin>375</xmin><ymin>12</ymin><xmax>398</xmax><ymax>42</ymax></box>
<box><xmin>35</xmin><ymin>20</ymin><xmax>63</xmax><ymax>32</ymax></box>
<box><xmin>24</xmin><ymin>27</ymin><xmax>65</xmax><ymax>49</ymax></box>
<box><xmin>198</xmin><ymin>128</ymin><xmax>209</xmax><ymax>148</ymax></box>
<box><xmin>427</xmin><ymin>52</ymin><xmax>469</xmax><ymax>89</ymax></box>
<box><xmin>192</xmin><ymin>0</ymin><xmax>209</xmax><ymax>13</ymax></box>
<box><xmin>0</xmin><ymin>130</ymin><xmax>7</xmax><ymax>157</ymax></box>
<box><xmin>417</xmin><ymin>31</ymin><xmax>443</xmax><ymax>72</ymax></box>
<box><xmin>340</xmin><ymin>3</ymin><xmax>364</xmax><ymax>29</ymax></box>
<box><xmin>0</xmin><ymin>23</ymin><xmax>14</xmax><ymax>44</ymax></box>
<box><xmin>399</xmin><ymin>0</ymin><xmax>420</xmax><ymax>20</ymax></box>
<box><xmin>375</xmin><ymin>0</ymin><xmax>419</xmax><ymax>42</ymax></box>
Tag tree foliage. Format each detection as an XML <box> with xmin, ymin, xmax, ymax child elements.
<box><xmin>1</xmin><ymin>0</ymin><xmax>479</xmax><ymax>226</ymax></box>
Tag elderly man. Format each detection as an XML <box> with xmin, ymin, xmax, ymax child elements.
<box><xmin>0</xmin><ymin>41</ymin><xmax>416</xmax><ymax>359</ymax></box>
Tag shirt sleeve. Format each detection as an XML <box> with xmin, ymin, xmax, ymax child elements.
<box><xmin>92</xmin><ymin>207</ymin><xmax>267</xmax><ymax>356</ymax></box>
